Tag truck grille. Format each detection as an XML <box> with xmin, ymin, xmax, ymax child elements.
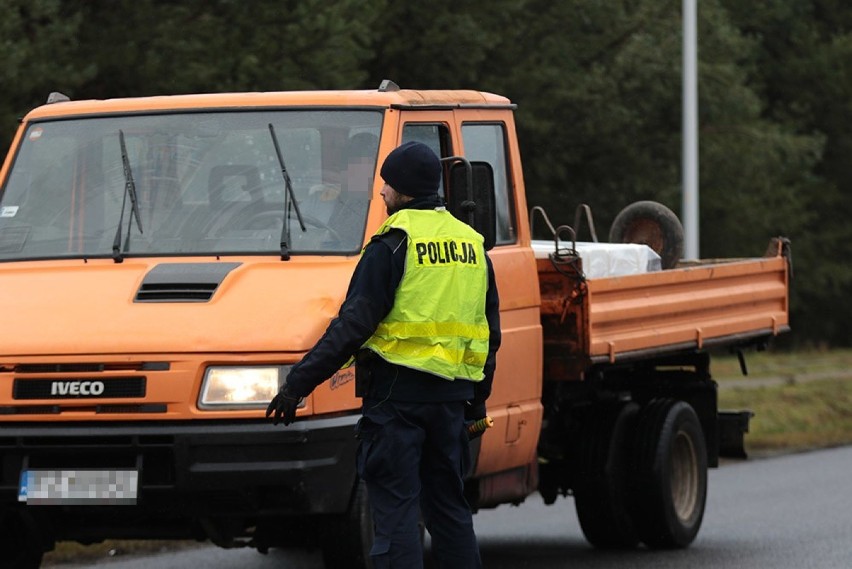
<box><xmin>13</xmin><ymin>377</ymin><xmax>146</xmax><ymax>400</ymax></box>
<box><xmin>2</xmin><ymin>361</ymin><xmax>174</xmax><ymax>417</ymax></box>
<box><xmin>13</xmin><ymin>362</ymin><xmax>169</xmax><ymax>373</ymax></box>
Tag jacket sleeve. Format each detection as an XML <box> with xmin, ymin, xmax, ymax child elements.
<box><xmin>283</xmin><ymin>231</ymin><xmax>406</xmax><ymax>398</ymax></box>
<box><xmin>473</xmin><ymin>254</ymin><xmax>501</xmax><ymax>407</ymax></box>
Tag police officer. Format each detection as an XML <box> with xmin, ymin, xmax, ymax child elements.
<box><xmin>267</xmin><ymin>141</ymin><xmax>501</xmax><ymax>569</ymax></box>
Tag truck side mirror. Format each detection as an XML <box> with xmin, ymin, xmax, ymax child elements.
<box><xmin>446</xmin><ymin>159</ymin><xmax>497</xmax><ymax>251</ymax></box>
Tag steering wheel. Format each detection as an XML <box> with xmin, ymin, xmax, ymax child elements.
<box><xmin>237</xmin><ymin>209</ymin><xmax>343</xmax><ymax>243</ymax></box>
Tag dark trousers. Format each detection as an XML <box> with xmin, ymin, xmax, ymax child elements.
<box><xmin>357</xmin><ymin>398</ymin><xmax>482</xmax><ymax>569</ymax></box>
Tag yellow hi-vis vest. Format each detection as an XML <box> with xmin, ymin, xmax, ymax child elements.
<box><xmin>363</xmin><ymin>208</ymin><xmax>490</xmax><ymax>382</ymax></box>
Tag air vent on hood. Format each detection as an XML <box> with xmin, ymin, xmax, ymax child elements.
<box><xmin>134</xmin><ymin>262</ymin><xmax>241</xmax><ymax>303</ymax></box>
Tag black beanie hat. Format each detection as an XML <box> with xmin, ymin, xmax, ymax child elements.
<box><xmin>380</xmin><ymin>141</ymin><xmax>441</xmax><ymax>198</ymax></box>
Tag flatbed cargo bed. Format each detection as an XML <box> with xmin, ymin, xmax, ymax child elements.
<box><xmin>538</xmin><ymin>239</ymin><xmax>790</xmax><ymax>379</ymax></box>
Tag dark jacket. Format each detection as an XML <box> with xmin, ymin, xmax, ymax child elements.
<box><xmin>285</xmin><ymin>194</ymin><xmax>501</xmax><ymax>406</ymax></box>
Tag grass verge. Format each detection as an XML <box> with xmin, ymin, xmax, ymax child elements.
<box><xmin>712</xmin><ymin>347</ymin><xmax>852</xmax><ymax>382</ymax></box>
<box><xmin>720</xmin><ymin>374</ymin><xmax>852</xmax><ymax>455</ymax></box>
<box><xmin>715</xmin><ymin>348</ymin><xmax>852</xmax><ymax>456</ymax></box>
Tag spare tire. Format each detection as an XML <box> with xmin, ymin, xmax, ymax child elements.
<box><xmin>609</xmin><ymin>201</ymin><xmax>685</xmax><ymax>269</ymax></box>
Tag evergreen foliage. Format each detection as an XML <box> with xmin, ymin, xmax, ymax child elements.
<box><xmin>0</xmin><ymin>0</ymin><xmax>848</xmax><ymax>345</ymax></box>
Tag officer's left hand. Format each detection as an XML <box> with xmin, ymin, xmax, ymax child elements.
<box><xmin>465</xmin><ymin>401</ymin><xmax>488</xmax><ymax>440</ymax></box>
<box><xmin>465</xmin><ymin>401</ymin><xmax>487</xmax><ymax>423</ymax></box>
<box><xmin>266</xmin><ymin>384</ymin><xmax>301</xmax><ymax>426</ymax></box>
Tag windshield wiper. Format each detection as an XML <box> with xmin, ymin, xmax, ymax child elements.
<box><xmin>111</xmin><ymin>129</ymin><xmax>144</xmax><ymax>263</ymax></box>
<box><xmin>268</xmin><ymin>123</ymin><xmax>306</xmax><ymax>261</ymax></box>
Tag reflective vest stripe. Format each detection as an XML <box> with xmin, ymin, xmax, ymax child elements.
<box><xmin>374</xmin><ymin>321</ymin><xmax>491</xmax><ymax>341</ymax></box>
<box><xmin>363</xmin><ymin>208</ymin><xmax>489</xmax><ymax>382</ymax></box>
<box><xmin>366</xmin><ymin>336</ymin><xmax>488</xmax><ymax>371</ymax></box>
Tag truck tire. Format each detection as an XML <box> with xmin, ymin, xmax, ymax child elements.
<box><xmin>0</xmin><ymin>510</ymin><xmax>44</xmax><ymax>569</ymax></box>
<box><xmin>321</xmin><ymin>479</ymin><xmax>425</xmax><ymax>568</ymax></box>
<box><xmin>608</xmin><ymin>200</ymin><xmax>684</xmax><ymax>269</ymax></box>
<box><xmin>629</xmin><ymin>399</ymin><xmax>708</xmax><ymax>549</ymax></box>
<box><xmin>573</xmin><ymin>402</ymin><xmax>640</xmax><ymax>549</ymax></box>
<box><xmin>322</xmin><ymin>479</ymin><xmax>374</xmax><ymax>569</ymax></box>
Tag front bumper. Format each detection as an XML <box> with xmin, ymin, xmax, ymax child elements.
<box><xmin>0</xmin><ymin>414</ymin><xmax>360</xmax><ymax>540</ymax></box>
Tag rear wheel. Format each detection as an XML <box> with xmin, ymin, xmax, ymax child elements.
<box><xmin>573</xmin><ymin>402</ymin><xmax>640</xmax><ymax>549</ymax></box>
<box><xmin>629</xmin><ymin>399</ymin><xmax>708</xmax><ymax>549</ymax></box>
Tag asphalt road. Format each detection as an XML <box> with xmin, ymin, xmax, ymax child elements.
<box><xmin>52</xmin><ymin>445</ymin><xmax>852</xmax><ymax>568</ymax></box>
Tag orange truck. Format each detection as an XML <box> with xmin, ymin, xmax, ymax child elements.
<box><xmin>0</xmin><ymin>84</ymin><xmax>789</xmax><ymax>568</ymax></box>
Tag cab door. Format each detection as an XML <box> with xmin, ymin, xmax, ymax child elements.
<box><xmin>452</xmin><ymin>109</ymin><xmax>543</xmax><ymax>476</ymax></box>
<box><xmin>398</xmin><ymin>108</ymin><xmax>543</xmax><ymax>477</ymax></box>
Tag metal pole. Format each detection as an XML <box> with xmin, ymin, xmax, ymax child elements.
<box><xmin>683</xmin><ymin>0</ymin><xmax>699</xmax><ymax>260</ymax></box>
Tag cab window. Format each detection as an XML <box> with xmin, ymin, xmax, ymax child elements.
<box><xmin>401</xmin><ymin>123</ymin><xmax>452</xmax><ymax>198</ymax></box>
<box><xmin>461</xmin><ymin>123</ymin><xmax>516</xmax><ymax>244</ymax></box>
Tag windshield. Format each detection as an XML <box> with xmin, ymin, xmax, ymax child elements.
<box><xmin>0</xmin><ymin>110</ymin><xmax>382</xmax><ymax>260</ymax></box>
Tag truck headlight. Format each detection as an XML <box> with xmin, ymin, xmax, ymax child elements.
<box><xmin>198</xmin><ymin>366</ymin><xmax>292</xmax><ymax>409</ymax></box>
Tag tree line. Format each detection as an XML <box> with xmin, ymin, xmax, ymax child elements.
<box><xmin>1</xmin><ymin>0</ymin><xmax>849</xmax><ymax>347</ymax></box>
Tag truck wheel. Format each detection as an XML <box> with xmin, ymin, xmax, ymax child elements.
<box><xmin>609</xmin><ymin>200</ymin><xmax>684</xmax><ymax>269</ymax></box>
<box><xmin>573</xmin><ymin>402</ymin><xmax>640</xmax><ymax>549</ymax></box>
<box><xmin>321</xmin><ymin>479</ymin><xmax>426</xmax><ymax>569</ymax></box>
<box><xmin>629</xmin><ymin>399</ymin><xmax>708</xmax><ymax>549</ymax></box>
<box><xmin>0</xmin><ymin>510</ymin><xmax>44</xmax><ymax>569</ymax></box>
<box><xmin>322</xmin><ymin>479</ymin><xmax>374</xmax><ymax>569</ymax></box>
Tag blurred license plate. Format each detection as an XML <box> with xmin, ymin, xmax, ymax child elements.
<box><xmin>18</xmin><ymin>469</ymin><xmax>138</xmax><ymax>505</ymax></box>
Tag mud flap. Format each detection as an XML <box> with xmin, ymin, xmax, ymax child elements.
<box><xmin>718</xmin><ymin>410</ymin><xmax>754</xmax><ymax>459</ymax></box>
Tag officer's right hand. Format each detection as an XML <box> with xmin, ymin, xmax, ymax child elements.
<box><xmin>266</xmin><ymin>384</ymin><xmax>301</xmax><ymax>426</ymax></box>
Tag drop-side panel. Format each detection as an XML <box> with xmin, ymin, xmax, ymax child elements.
<box><xmin>585</xmin><ymin>256</ymin><xmax>789</xmax><ymax>363</ymax></box>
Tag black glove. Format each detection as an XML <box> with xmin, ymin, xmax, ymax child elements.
<box><xmin>465</xmin><ymin>401</ymin><xmax>488</xmax><ymax>440</ymax></box>
<box><xmin>465</xmin><ymin>401</ymin><xmax>487</xmax><ymax>422</ymax></box>
<box><xmin>266</xmin><ymin>384</ymin><xmax>301</xmax><ymax>426</ymax></box>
